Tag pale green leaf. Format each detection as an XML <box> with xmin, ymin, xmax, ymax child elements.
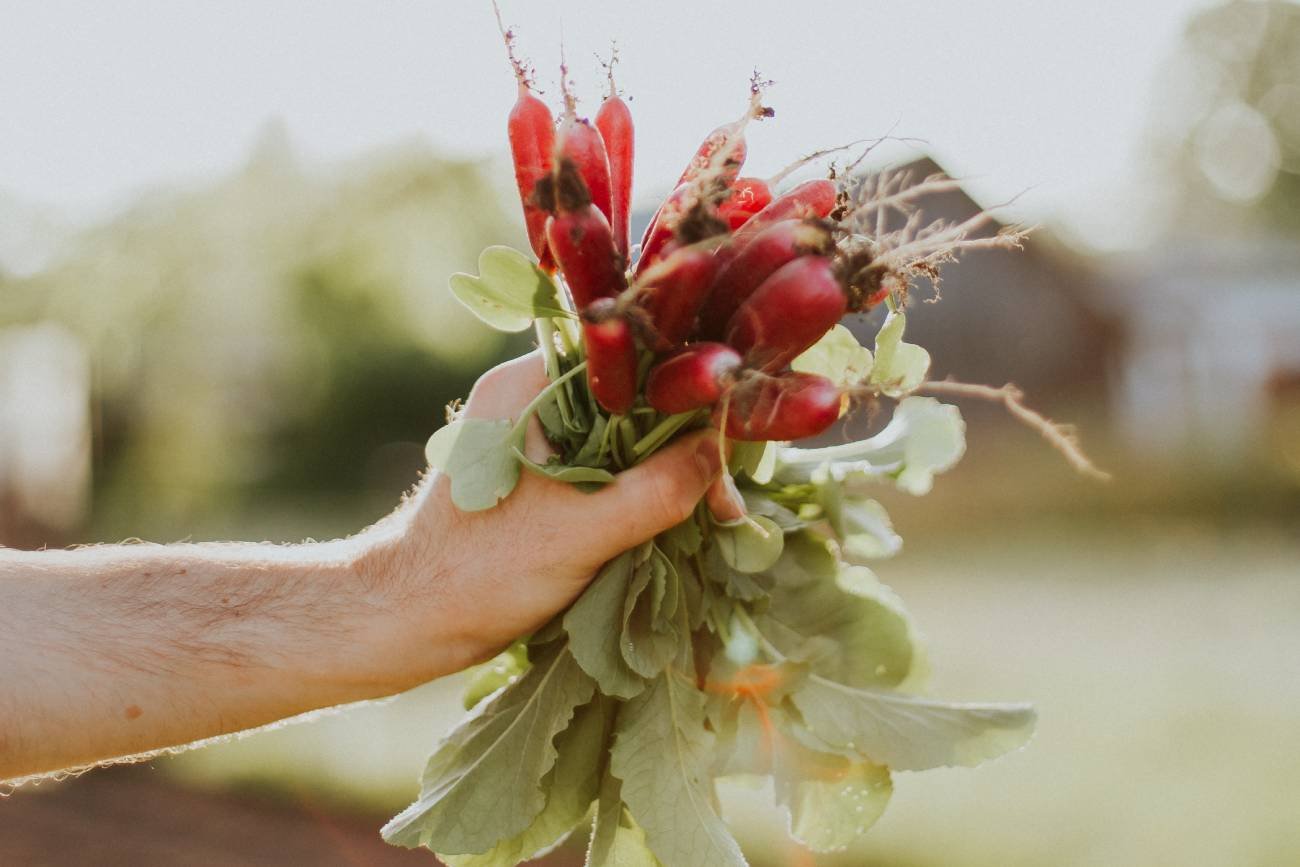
<box><xmin>792</xmin><ymin>324</ymin><xmax>874</xmax><ymax>387</ymax></box>
<box><xmin>621</xmin><ymin>551</ymin><xmax>679</xmax><ymax>679</ymax></box>
<box><xmin>714</xmin><ymin>515</ymin><xmax>784</xmax><ymax>574</ymax></box>
<box><xmin>779</xmin><ymin>757</ymin><xmax>892</xmax><ymax>853</ymax></box>
<box><xmin>611</xmin><ymin>672</ymin><xmax>748</xmax><ymax>867</ymax></box>
<box><xmin>791</xmin><ymin>675</ymin><xmax>1036</xmax><ymax>771</ymax></box>
<box><xmin>840</xmin><ymin>498</ymin><xmax>903</xmax><ymax>561</ymax></box>
<box><xmin>443</xmin><ymin>696</ymin><xmax>608</xmax><ymax>866</ymax></box>
<box><xmin>730</xmin><ymin>440</ymin><xmax>776</xmax><ymax>483</ymax></box>
<box><xmin>426</xmin><ymin>418</ymin><xmax>521</xmax><ymax>511</ymax></box>
<box><xmin>514</xmin><ymin>447</ymin><xmax>617</xmax><ymax>485</ymax></box>
<box><xmin>587</xmin><ymin>773</ymin><xmax>664</xmax><ymax>867</ymax></box>
<box><xmin>382</xmin><ymin>643</ymin><xmax>595</xmax><ymax>854</ymax></box>
<box><xmin>661</xmin><ymin>514</ymin><xmax>703</xmax><ymax>558</ymax></box>
<box><xmin>564</xmin><ymin>552</ymin><xmax>646</xmax><ymax>700</ymax></box>
<box><xmin>776</xmin><ymin>396</ymin><xmax>966</xmax><ymax>495</ymax></box>
<box><xmin>759</xmin><ymin>534</ymin><xmax>915</xmax><ymax>689</ymax></box>
<box><xmin>869</xmin><ymin>311</ymin><xmax>929</xmax><ymax>397</ymax></box>
<box><xmin>449</xmin><ymin>245</ymin><xmax>568</xmax><ymax>332</ymax></box>
<box><xmin>461</xmin><ymin>643</ymin><xmax>530</xmax><ymax>710</ymax></box>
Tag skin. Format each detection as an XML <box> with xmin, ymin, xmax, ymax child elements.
<box><xmin>0</xmin><ymin>352</ymin><xmax>742</xmax><ymax>783</ymax></box>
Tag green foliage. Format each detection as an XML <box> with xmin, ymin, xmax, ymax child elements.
<box><xmin>869</xmin><ymin>311</ymin><xmax>930</xmax><ymax>397</ymax></box>
<box><xmin>449</xmin><ymin>246</ymin><xmax>569</xmax><ymax>332</ymax></box>
<box><xmin>792</xmin><ymin>324</ymin><xmax>874</xmax><ymax>386</ymax></box>
<box><xmin>381</xmin><ymin>642</ymin><xmax>594</xmax><ymax>853</ymax></box>
<box><xmin>425</xmin><ymin>418</ymin><xmax>522</xmax><ymax>512</ymax></box>
<box><xmin>391</xmin><ymin>263</ymin><xmax>1034</xmax><ymax>866</ymax></box>
<box><xmin>611</xmin><ymin>673</ymin><xmax>748</xmax><ymax>867</ymax></box>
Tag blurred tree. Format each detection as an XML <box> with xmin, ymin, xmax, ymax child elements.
<box><xmin>1148</xmin><ymin>0</ymin><xmax>1300</xmax><ymax>236</ymax></box>
<box><xmin>0</xmin><ymin>123</ymin><xmax>528</xmax><ymax>541</ymax></box>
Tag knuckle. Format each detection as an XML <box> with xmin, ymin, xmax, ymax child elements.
<box><xmin>646</xmin><ymin>470</ymin><xmax>692</xmax><ymax>528</ymax></box>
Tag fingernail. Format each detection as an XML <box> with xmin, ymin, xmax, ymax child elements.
<box><xmin>694</xmin><ymin>435</ymin><xmax>724</xmax><ymax>482</ymax></box>
<box><xmin>707</xmin><ymin>472</ymin><xmax>748</xmax><ymax>523</ymax></box>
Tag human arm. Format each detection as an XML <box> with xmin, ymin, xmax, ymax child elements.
<box><xmin>0</xmin><ymin>352</ymin><xmax>733</xmax><ymax>782</ymax></box>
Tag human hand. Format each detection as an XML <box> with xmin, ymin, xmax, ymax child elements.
<box><xmin>355</xmin><ymin>351</ymin><xmax>737</xmax><ymax>693</ymax></box>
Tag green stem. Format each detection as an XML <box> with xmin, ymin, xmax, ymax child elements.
<box><xmin>535</xmin><ymin>319</ymin><xmax>575</xmax><ymax>429</ymax></box>
<box><xmin>509</xmin><ymin>361</ymin><xmax>588</xmax><ymax>443</ymax></box>
<box><xmin>631</xmin><ymin>410</ymin><xmax>701</xmax><ymax>460</ymax></box>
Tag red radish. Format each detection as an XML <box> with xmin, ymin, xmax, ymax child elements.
<box><xmin>595</xmin><ymin>92</ymin><xmax>634</xmax><ymax>258</ymax></box>
<box><xmin>726</xmin><ymin>179</ymin><xmax>838</xmax><ymax>257</ymax></box>
<box><xmin>506</xmin><ymin>83</ymin><xmax>556</xmax><ymax>272</ymax></box>
<box><xmin>635</xmin><ymin>183</ymin><xmax>689</xmax><ymax>273</ymax></box>
<box><xmin>715</xmin><ymin>370</ymin><xmax>843</xmax><ymax>441</ymax></box>
<box><xmin>725</xmin><ymin>255</ymin><xmax>847</xmax><ymax>372</ymax></box>
<box><xmin>645</xmin><ymin>343</ymin><xmax>742</xmax><ymax>415</ymax></box>
<box><xmin>543</xmin><ymin>161</ymin><xmax>627</xmax><ymax>309</ymax></box>
<box><xmin>677</xmin><ymin>120</ymin><xmax>747</xmax><ymax>187</ymax></box>
<box><xmin>716</xmin><ymin>177</ymin><xmax>772</xmax><ymax>231</ymax></box>
<box><xmin>581</xmin><ymin>299</ymin><xmax>639</xmax><ymax>415</ymax></box>
<box><xmin>697</xmin><ymin>219</ymin><xmax>833</xmax><ymax>339</ymax></box>
<box><xmin>557</xmin><ymin>114</ymin><xmax>613</xmax><ymax>228</ymax></box>
<box><xmin>640</xmin><ymin>244</ymin><xmax>720</xmax><ymax>347</ymax></box>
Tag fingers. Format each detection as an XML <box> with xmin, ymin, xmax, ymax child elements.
<box><xmin>461</xmin><ymin>351</ymin><xmax>556</xmax><ymax>462</ymax></box>
<box><xmin>566</xmin><ymin>430</ymin><xmax>724</xmax><ymax>560</ymax></box>
<box><xmin>462</xmin><ymin>351</ymin><xmax>548</xmax><ymax>421</ymax></box>
<box><xmin>706</xmin><ymin>473</ymin><xmax>747</xmax><ymax>523</ymax></box>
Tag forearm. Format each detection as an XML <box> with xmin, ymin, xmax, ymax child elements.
<box><xmin>0</xmin><ymin>509</ymin><xmax>444</xmax><ymax>781</ymax></box>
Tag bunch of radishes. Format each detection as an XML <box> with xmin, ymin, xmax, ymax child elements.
<box><xmin>379</xmin><ymin>18</ymin><xmax>1078</xmax><ymax>866</ymax></box>
<box><xmin>508</xmin><ymin>62</ymin><xmax>888</xmax><ymax>443</ymax></box>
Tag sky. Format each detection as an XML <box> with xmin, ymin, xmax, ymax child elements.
<box><xmin>0</xmin><ymin>0</ymin><xmax>1214</xmax><ymax>257</ymax></box>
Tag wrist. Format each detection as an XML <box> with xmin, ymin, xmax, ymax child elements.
<box><xmin>346</xmin><ymin>478</ymin><xmax>484</xmax><ymax>696</ymax></box>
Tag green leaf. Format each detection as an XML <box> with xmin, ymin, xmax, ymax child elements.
<box><xmin>714</xmin><ymin>515</ymin><xmax>784</xmax><ymax>574</ymax></box>
<box><xmin>610</xmin><ymin>672</ymin><xmax>748</xmax><ymax>867</ymax></box>
<box><xmin>449</xmin><ymin>245</ymin><xmax>569</xmax><ymax>332</ymax></box>
<box><xmin>776</xmin><ymin>396</ymin><xmax>965</xmax><ymax>496</ymax></box>
<box><xmin>869</xmin><ymin>311</ymin><xmax>929</xmax><ymax>397</ymax></box>
<box><xmin>564</xmin><ymin>552</ymin><xmax>646</xmax><ymax>700</ymax></box>
<box><xmin>621</xmin><ymin>551</ymin><xmax>680</xmax><ymax>679</ymax></box>
<box><xmin>571</xmin><ymin>414</ymin><xmax>612</xmax><ymax>467</ymax></box>
<box><xmin>426</xmin><ymin>418</ymin><xmax>521</xmax><ymax>511</ymax></box>
<box><xmin>759</xmin><ymin>534</ymin><xmax>915</xmax><ymax>689</ymax></box>
<box><xmin>382</xmin><ymin>643</ymin><xmax>595</xmax><ymax>854</ymax></box>
<box><xmin>443</xmin><ymin>696</ymin><xmax>609</xmax><ymax>866</ymax></box>
<box><xmin>514</xmin><ymin>447</ymin><xmax>617</xmax><ymax>485</ymax></box>
<box><xmin>587</xmin><ymin>773</ymin><xmax>664</xmax><ymax>867</ymax></box>
<box><xmin>461</xmin><ymin>643</ymin><xmax>530</xmax><ymax>710</ymax></box>
<box><xmin>791</xmin><ymin>674</ymin><xmax>1036</xmax><ymax>771</ymax></box>
<box><xmin>778</xmin><ymin>756</ymin><xmax>892</xmax><ymax>853</ymax></box>
<box><xmin>792</xmin><ymin>324</ymin><xmax>874</xmax><ymax>387</ymax></box>
<box><xmin>661</xmin><ymin>515</ymin><xmax>703</xmax><ymax>558</ymax></box>
<box><xmin>729</xmin><ymin>440</ymin><xmax>776</xmax><ymax>484</ymax></box>
<box><xmin>840</xmin><ymin>498</ymin><xmax>903</xmax><ymax>562</ymax></box>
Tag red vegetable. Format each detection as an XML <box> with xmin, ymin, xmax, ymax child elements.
<box><xmin>716</xmin><ymin>370</ymin><xmax>842</xmax><ymax>441</ymax></box>
<box><xmin>506</xmin><ymin>82</ymin><xmax>556</xmax><ymax>271</ymax></box>
<box><xmin>645</xmin><ymin>343</ymin><xmax>742</xmax><ymax>415</ymax></box>
<box><xmin>640</xmin><ymin>245</ymin><xmax>720</xmax><ymax>348</ymax></box>
<box><xmin>595</xmin><ymin>93</ymin><xmax>634</xmax><ymax>258</ymax></box>
<box><xmin>635</xmin><ymin>183</ymin><xmax>689</xmax><ymax>274</ymax></box>
<box><xmin>557</xmin><ymin>113</ymin><xmax>614</xmax><ymax>228</ymax></box>
<box><xmin>677</xmin><ymin>119</ymin><xmax>747</xmax><ymax>187</ymax></box>
<box><xmin>697</xmin><ymin>219</ymin><xmax>833</xmax><ymax>339</ymax></box>
<box><xmin>543</xmin><ymin>161</ymin><xmax>627</xmax><ymax>309</ymax></box>
<box><xmin>725</xmin><ymin>255</ymin><xmax>847</xmax><ymax>372</ymax></box>
<box><xmin>716</xmin><ymin>177</ymin><xmax>772</xmax><ymax>231</ymax></box>
<box><xmin>582</xmin><ymin>299</ymin><xmax>639</xmax><ymax>415</ymax></box>
<box><xmin>726</xmin><ymin>178</ymin><xmax>838</xmax><ymax>256</ymax></box>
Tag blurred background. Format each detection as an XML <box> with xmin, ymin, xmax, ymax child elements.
<box><xmin>2</xmin><ymin>0</ymin><xmax>1298</xmax><ymax>864</ymax></box>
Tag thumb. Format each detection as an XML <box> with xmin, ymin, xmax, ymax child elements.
<box><xmin>568</xmin><ymin>430</ymin><xmax>724</xmax><ymax>561</ymax></box>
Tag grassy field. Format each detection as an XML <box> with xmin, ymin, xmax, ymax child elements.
<box><xmin>164</xmin><ymin>519</ymin><xmax>1300</xmax><ymax>866</ymax></box>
